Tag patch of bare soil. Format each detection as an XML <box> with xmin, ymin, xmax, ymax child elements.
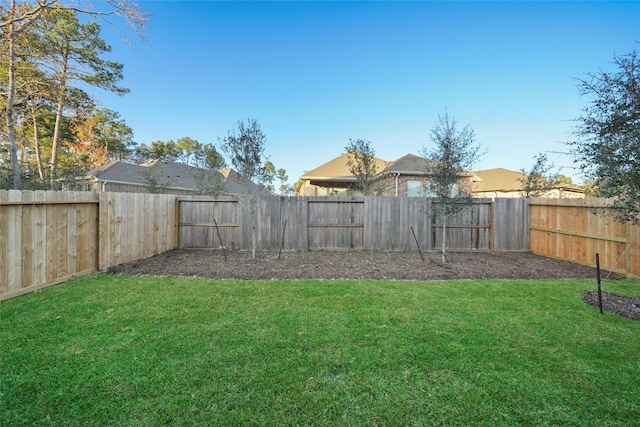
<box><xmin>582</xmin><ymin>291</ymin><xmax>640</xmax><ymax>321</ymax></box>
<box><xmin>108</xmin><ymin>249</ymin><xmax>607</xmax><ymax>281</ymax></box>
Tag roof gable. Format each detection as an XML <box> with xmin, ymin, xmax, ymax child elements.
<box><xmin>220</xmin><ymin>168</ymin><xmax>271</xmax><ymax>196</ymax></box>
<box><xmin>380</xmin><ymin>154</ymin><xmax>436</xmax><ymax>175</ymax></box>
<box><xmin>301</xmin><ymin>153</ymin><xmax>388</xmax><ymax>180</ymax></box>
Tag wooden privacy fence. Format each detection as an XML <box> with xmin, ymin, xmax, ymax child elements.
<box><xmin>530</xmin><ymin>198</ymin><xmax>640</xmax><ymax>277</ymax></box>
<box><xmin>4</xmin><ymin>191</ymin><xmax>636</xmax><ymax>301</ymax></box>
<box><xmin>0</xmin><ymin>190</ymin><xmax>176</xmax><ymax>300</ymax></box>
<box><xmin>176</xmin><ymin>196</ymin><xmax>530</xmax><ymax>252</ymax></box>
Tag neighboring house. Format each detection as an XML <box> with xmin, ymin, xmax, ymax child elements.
<box><xmin>377</xmin><ymin>153</ymin><xmax>447</xmax><ymax>197</ymax></box>
<box><xmin>472</xmin><ymin>168</ymin><xmax>585</xmax><ymax>198</ymax></box>
<box><xmin>295</xmin><ymin>153</ymin><xmax>389</xmax><ymax>196</ymax></box>
<box><xmin>296</xmin><ymin>153</ymin><xmax>475</xmax><ymax>197</ymax></box>
<box><xmin>68</xmin><ymin>160</ymin><xmax>270</xmax><ymax>196</ymax></box>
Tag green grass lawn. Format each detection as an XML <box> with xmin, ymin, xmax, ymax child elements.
<box><xmin>1</xmin><ymin>275</ymin><xmax>639</xmax><ymax>426</ymax></box>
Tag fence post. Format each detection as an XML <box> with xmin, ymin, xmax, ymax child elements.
<box><xmin>174</xmin><ymin>197</ymin><xmax>181</xmax><ymax>249</ymax></box>
<box><xmin>489</xmin><ymin>199</ymin><xmax>495</xmax><ymax>252</ymax></box>
<box><xmin>98</xmin><ymin>192</ymin><xmax>105</xmax><ymax>270</ymax></box>
<box><xmin>625</xmin><ymin>222</ymin><xmax>631</xmax><ymax>276</ymax></box>
<box><xmin>596</xmin><ymin>253</ymin><xmax>603</xmax><ymax>314</ymax></box>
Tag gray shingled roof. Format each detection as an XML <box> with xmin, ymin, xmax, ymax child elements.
<box><xmin>219</xmin><ymin>168</ymin><xmax>271</xmax><ymax>196</ymax></box>
<box><xmin>85</xmin><ymin>162</ymin><xmax>148</xmax><ymax>183</ymax></box>
<box><xmin>379</xmin><ymin>154</ymin><xmax>436</xmax><ymax>175</ymax></box>
<box><xmin>85</xmin><ymin>160</ymin><xmax>270</xmax><ymax>195</ymax></box>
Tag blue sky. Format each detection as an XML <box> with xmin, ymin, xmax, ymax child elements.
<box><xmin>96</xmin><ymin>1</ymin><xmax>639</xmax><ymax>185</ymax></box>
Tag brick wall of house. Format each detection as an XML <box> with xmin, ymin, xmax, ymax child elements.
<box><xmin>300</xmin><ymin>175</ymin><xmax>434</xmax><ymax>197</ymax></box>
<box><xmin>376</xmin><ymin>175</ymin><xmax>427</xmax><ymax>197</ymax></box>
<box><xmin>378</xmin><ymin>175</ymin><xmax>478</xmax><ymax>197</ymax></box>
<box><xmin>300</xmin><ymin>175</ymin><xmax>480</xmax><ymax>198</ymax></box>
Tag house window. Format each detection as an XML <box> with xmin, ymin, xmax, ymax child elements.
<box><xmin>425</xmin><ymin>181</ymin><xmax>438</xmax><ymax>197</ymax></box>
<box><xmin>407</xmin><ymin>180</ymin><xmax>452</xmax><ymax>197</ymax></box>
<box><xmin>447</xmin><ymin>183</ymin><xmax>459</xmax><ymax>197</ymax></box>
<box><xmin>316</xmin><ymin>187</ymin><xmax>348</xmax><ymax>196</ymax></box>
<box><xmin>407</xmin><ymin>180</ymin><xmax>422</xmax><ymax>197</ymax></box>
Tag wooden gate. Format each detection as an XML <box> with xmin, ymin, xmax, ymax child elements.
<box><xmin>307</xmin><ymin>199</ymin><xmax>365</xmax><ymax>249</ymax></box>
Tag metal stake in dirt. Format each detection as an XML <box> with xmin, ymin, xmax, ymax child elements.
<box><xmin>213</xmin><ymin>217</ymin><xmax>227</xmax><ymax>262</ymax></box>
<box><xmin>278</xmin><ymin>220</ymin><xmax>287</xmax><ymax>260</ymax></box>
<box><xmin>596</xmin><ymin>253</ymin><xmax>603</xmax><ymax>315</ymax></box>
<box><xmin>410</xmin><ymin>226</ymin><xmax>425</xmax><ymax>263</ymax></box>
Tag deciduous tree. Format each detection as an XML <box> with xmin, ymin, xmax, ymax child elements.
<box><xmin>570</xmin><ymin>49</ymin><xmax>640</xmax><ymax>224</ymax></box>
<box><xmin>220</xmin><ymin>118</ymin><xmax>267</xmax><ymax>184</ymax></box>
<box><xmin>193</xmin><ymin>169</ymin><xmax>225</xmax><ymax>196</ymax></box>
<box><xmin>423</xmin><ymin>112</ymin><xmax>484</xmax><ymax>263</ymax></box>
<box><xmin>220</xmin><ymin>118</ymin><xmax>268</xmax><ymax>258</ymax></box>
<box><xmin>519</xmin><ymin>153</ymin><xmax>561</xmax><ymax>197</ymax></box>
<box><xmin>344</xmin><ymin>138</ymin><xmax>378</xmax><ymax>195</ymax></box>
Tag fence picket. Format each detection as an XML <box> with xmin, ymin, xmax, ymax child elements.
<box><xmin>7</xmin><ymin>190</ymin><xmax>22</xmax><ymax>293</ymax></box>
<box><xmin>21</xmin><ymin>191</ymin><xmax>34</xmax><ymax>290</ymax></box>
<box><xmin>0</xmin><ymin>191</ymin><xmax>6</xmax><ymax>294</ymax></box>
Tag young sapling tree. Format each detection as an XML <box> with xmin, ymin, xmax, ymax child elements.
<box><xmin>423</xmin><ymin>112</ymin><xmax>485</xmax><ymax>263</ymax></box>
<box><xmin>220</xmin><ymin>118</ymin><xmax>268</xmax><ymax>258</ymax></box>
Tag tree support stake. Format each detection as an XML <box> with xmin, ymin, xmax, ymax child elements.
<box><xmin>213</xmin><ymin>217</ymin><xmax>227</xmax><ymax>261</ymax></box>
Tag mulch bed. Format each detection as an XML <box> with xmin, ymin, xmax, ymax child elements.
<box><xmin>107</xmin><ymin>249</ymin><xmax>638</xmax><ymax>321</ymax></box>
<box><xmin>107</xmin><ymin>249</ymin><xmax>607</xmax><ymax>281</ymax></box>
<box><xmin>582</xmin><ymin>291</ymin><xmax>640</xmax><ymax>321</ymax></box>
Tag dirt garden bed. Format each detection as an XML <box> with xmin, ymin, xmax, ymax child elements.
<box><xmin>107</xmin><ymin>249</ymin><xmax>639</xmax><ymax>321</ymax></box>
<box><xmin>108</xmin><ymin>249</ymin><xmax>611</xmax><ymax>281</ymax></box>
